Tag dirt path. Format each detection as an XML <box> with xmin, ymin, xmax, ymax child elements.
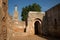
<box><xmin>10</xmin><ymin>35</ymin><xmax>47</xmax><ymax>40</ymax></box>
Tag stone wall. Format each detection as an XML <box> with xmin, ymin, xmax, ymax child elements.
<box><xmin>0</xmin><ymin>0</ymin><xmax>8</xmax><ymax>40</ymax></box>
<box><xmin>0</xmin><ymin>6</ymin><xmax>4</xmax><ymax>40</ymax></box>
<box><xmin>43</xmin><ymin>4</ymin><xmax>60</xmax><ymax>37</ymax></box>
<box><xmin>26</xmin><ymin>11</ymin><xmax>45</xmax><ymax>35</ymax></box>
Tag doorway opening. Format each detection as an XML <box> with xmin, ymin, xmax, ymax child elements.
<box><xmin>34</xmin><ymin>21</ymin><xmax>40</xmax><ymax>35</ymax></box>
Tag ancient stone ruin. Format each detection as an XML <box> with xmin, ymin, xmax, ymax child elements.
<box><xmin>0</xmin><ymin>0</ymin><xmax>60</xmax><ymax>40</ymax></box>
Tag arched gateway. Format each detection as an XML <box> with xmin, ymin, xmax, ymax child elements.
<box><xmin>26</xmin><ymin>11</ymin><xmax>45</xmax><ymax>35</ymax></box>
<box><xmin>34</xmin><ymin>21</ymin><xmax>40</xmax><ymax>35</ymax></box>
<box><xmin>34</xmin><ymin>18</ymin><xmax>42</xmax><ymax>35</ymax></box>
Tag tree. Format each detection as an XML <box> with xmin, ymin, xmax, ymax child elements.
<box><xmin>21</xmin><ymin>3</ymin><xmax>41</xmax><ymax>21</ymax></box>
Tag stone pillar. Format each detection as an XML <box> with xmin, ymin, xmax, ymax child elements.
<box><xmin>26</xmin><ymin>18</ymin><xmax>35</xmax><ymax>35</ymax></box>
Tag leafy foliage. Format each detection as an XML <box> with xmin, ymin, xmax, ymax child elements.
<box><xmin>21</xmin><ymin>3</ymin><xmax>41</xmax><ymax>21</ymax></box>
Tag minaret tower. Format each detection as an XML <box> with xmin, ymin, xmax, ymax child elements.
<box><xmin>13</xmin><ymin>5</ymin><xmax>18</xmax><ymax>21</ymax></box>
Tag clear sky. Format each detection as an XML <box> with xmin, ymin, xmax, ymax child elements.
<box><xmin>8</xmin><ymin>0</ymin><xmax>60</xmax><ymax>20</ymax></box>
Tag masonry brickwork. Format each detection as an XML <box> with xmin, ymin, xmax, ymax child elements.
<box><xmin>0</xmin><ymin>0</ymin><xmax>8</xmax><ymax>40</ymax></box>
<box><xmin>43</xmin><ymin>4</ymin><xmax>60</xmax><ymax>37</ymax></box>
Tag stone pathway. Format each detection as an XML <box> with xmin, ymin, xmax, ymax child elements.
<box><xmin>10</xmin><ymin>35</ymin><xmax>47</xmax><ymax>40</ymax></box>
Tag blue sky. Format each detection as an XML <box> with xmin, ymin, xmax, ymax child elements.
<box><xmin>8</xmin><ymin>0</ymin><xmax>60</xmax><ymax>20</ymax></box>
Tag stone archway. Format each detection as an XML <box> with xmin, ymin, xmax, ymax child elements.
<box><xmin>26</xmin><ymin>11</ymin><xmax>44</xmax><ymax>35</ymax></box>
<box><xmin>34</xmin><ymin>18</ymin><xmax>42</xmax><ymax>35</ymax></box>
